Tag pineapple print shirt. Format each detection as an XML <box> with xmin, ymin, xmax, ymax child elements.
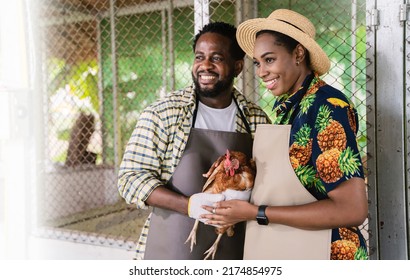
<box><xmin>272</xmin><ymin>72</ymin><xmax>367</xmax><ymax>260</ymax></box>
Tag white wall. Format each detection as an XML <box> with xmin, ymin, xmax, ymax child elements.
<box><xmin>0</xmin><ymin>0</ymin><xmax>32</xmax><ymax>260</ymax></box>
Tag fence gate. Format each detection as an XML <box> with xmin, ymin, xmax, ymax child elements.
<box><xmin>31</xmin><ymin>0</ymin><xmax>410</xmax><ymax>259</ymax></box>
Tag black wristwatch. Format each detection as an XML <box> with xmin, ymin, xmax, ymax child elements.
<box><xmin>256</xmin><ymin>205</ymin><xmax>269</xmax><ymax>225</ymax></box>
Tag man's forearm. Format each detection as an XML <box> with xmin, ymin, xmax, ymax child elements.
<box><xmin>146</xmin><ymin>186</ymin><xmax>189</xmax><ymax>215</ymax></box>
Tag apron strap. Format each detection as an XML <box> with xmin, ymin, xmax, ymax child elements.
<box><xmin>233</xmin><ymin>96</ymin><xmax>251</xmax><ymax>134</ymax></box>
<box><xmin>192</xmin><ymin>97</ymin><xmax>199</xmax><ymax>127</ymax></box>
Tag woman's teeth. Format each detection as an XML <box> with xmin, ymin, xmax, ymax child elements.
<box><xmin>265</xmin><ymin>78</ymin><xmax>277</xmax><ymax>89</ymax></box>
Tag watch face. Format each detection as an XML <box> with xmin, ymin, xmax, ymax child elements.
<box><xmin>257</xmin><ymin>216</ymin><xmax>269</xmax><ymax>225</ymax></box>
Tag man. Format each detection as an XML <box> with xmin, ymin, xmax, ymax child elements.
<box><xmin>117</xmin><ymin>22</ymin><xmax>270</xmax><ymax>260</ymax></box>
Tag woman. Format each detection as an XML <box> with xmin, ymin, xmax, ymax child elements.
<box><xmin>202</xmin><ymin>9</ymin><xmax>368</xmax><ymax>260</ymax></box>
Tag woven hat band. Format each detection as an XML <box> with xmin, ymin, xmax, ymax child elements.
<box><xmin>269</xmin><ymin>9</ymin><xmax>315</xmax><ymax>38</ymax></box>
<box><xmin>276</xmin><ymin>19</ymin><xmax>307</xmax><ymax>36</ymax></box>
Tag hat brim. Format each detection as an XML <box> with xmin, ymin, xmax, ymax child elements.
<box><xmin>237</xmin><ymin>18</ymin><xmax>330</xmax><ymax>75</ymax></box>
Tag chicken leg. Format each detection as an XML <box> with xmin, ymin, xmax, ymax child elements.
<box><xmin>203</xmin><ymin>233</ymin><xmax>223</xmax><ymax>260</ymax></box>
<box><xmin>185</xmin><ymin>220</ymin><xmax>200</xmax><ymax>252</ymax></box>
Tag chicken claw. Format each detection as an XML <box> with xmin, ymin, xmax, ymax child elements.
<box><xmin>185</xmin><ymin>220</ymin><xmax>200</xmax><ymax>252</ymax></box>
<box><xmin>203</xmin><ymin>234</ymin><xmax>223</xmax><ymax>260</ymax></box>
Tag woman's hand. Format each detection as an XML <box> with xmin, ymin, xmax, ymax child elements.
<box><xmin>201</xmin><ymin>199</ymin><xmax>258</xmax><ymax>227</ymax></box>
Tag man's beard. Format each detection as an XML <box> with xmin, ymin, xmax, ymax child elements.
<box><xmin>192</xmin><ymin>72</ymin><xmax>234</xmax><ymax>98</ymax></box>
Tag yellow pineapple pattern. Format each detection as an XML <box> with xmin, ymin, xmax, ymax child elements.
<box><xmin>315</xmin><ymin>105</ymin><xmax>347</xmax><ymax>151</ymax></box>
<box><xmin>316</xmin><ymin>148</ymin><xmax>343</xmax><ymax>183</ymax></box>
<box><xmin>289</xmin><ymin>124</ymin><xmax>312</xmax><ymax>167</ymax></box>
<box><xmin>331</xmin><ymin>228</ymin><xmax>367</xmax><ymax>260</ymax></box>
<box><xmin>315</xmin><ymin>104</ymin><xmax>361</xmax><ymax>184</ymax></box>
<box><xmin>347</xmin><ymin>106</ymin><xmax>357</xmax><ymax>132</ymax></box>
<box><xmin>290</xmin><ymin>156</ymin><xmax>299</xmax><ymax>169</ymax></box>
<box><xmin>331</xmin><ymin>240</ymin><xmax>357</xmax><ymax>260</ymax></box>
<box><xmin>339</xmin><ymin>227</ymin><xmax>360</xmax><ymax>247</ymax></box>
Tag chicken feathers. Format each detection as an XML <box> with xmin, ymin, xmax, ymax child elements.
<box><xmin>185</xmin><ymin>149</ymin><xmax>256</xmax><ymax>259</ymax></box>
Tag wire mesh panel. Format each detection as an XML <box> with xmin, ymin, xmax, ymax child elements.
<box><xmin>36</xmin><ymin>0</ymin><xmax>369</xmax><ymax>257</ymax></box>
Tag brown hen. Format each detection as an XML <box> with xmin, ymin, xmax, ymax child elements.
<box><xmin>185</xmin><ymin>149</ymin><xmax>256</xmax><ymax>259</ymax></box>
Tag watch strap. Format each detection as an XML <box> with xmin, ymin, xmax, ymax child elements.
<box><xmin>256</xmin><ymin>205</ymin><xmax>269</xmax><ymax>225</ymax></box>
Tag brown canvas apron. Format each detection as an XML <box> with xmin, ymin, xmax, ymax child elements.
<box><xmin>144</xmin><ymin>99</ymin><xmax>253</xmax><ymax>260</ymax></box>
<box><xmin>244</xmin><ymin>124</ymin><xmax>331</xmax><ymax>260</ymax></box>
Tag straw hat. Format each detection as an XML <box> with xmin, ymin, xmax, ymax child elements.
<box><xmin>236</xmin><ymin>9</ymin><xmax>330</xmax><ymax>75</ymax></box>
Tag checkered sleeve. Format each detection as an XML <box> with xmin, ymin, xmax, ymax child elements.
<box><xmin>117</xmin><ymin>107</ymin><xmax>169</xmax><ymax>209</ymax></box>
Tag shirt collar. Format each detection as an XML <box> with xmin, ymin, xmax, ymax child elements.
<box><xmin>272</xmin><ymin>72</ymin><xmax>316</xmax><ymax>124</ymax></box>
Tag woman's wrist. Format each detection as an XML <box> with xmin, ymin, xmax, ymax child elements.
<box><xmin>248</xmin><ymin>204</ymin><xmax>259</xmax><ymax>221</ymax></box>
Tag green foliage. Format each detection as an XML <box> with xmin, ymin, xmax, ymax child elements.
<box><xmin>47</xmin><ymin>58</ymin><xmax>99</xmax><ymax>164</ymax></box>
<box><xmin>53</xmin><ymin>150</ymin><xmax>67</xmax><ymax>163</ymax></box>
<box><xmin>210</xmin><ymin>2</ymin><xmax>235</xmax><ymax>24</ymax></box>
<box><xmin>48</xmin><ymin>58</ymin><xmax>99</xmax><ymax>113</ymax></box>
<box><xmin>57</xmin><ymin>129</ymin><xmax>71</xmax><ymax>141</ymax></box>
<box><xmin>100</xmin><ymin>13</ymin><xmax>166</xmax><ymax>164</ymax></box>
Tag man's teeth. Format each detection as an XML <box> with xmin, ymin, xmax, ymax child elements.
<box><xmin>201</xmin><ymin>75</ymin><xmax>216</xmax><ymax>80</ymax></box>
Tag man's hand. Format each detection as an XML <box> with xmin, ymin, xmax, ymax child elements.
<box><xmin>202</xmin><ymin>155</ymin><xmax>225</xmax><ymax>178</ymax></box>
<box><xmin>188</xmin><ymin>193</ymin><xmax>225</xmax><ymax>222</ymax></box>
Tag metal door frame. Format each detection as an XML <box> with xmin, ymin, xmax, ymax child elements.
<box><xmin>366</xmin><ymin>0</ymin><xmax>410</xmax><ymax>260</ymax></box>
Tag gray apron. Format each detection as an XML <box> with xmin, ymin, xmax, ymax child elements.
<box><xmin>144</xmin><ymin>99</ymin><xmax>253</xmax><ymax>260</ymax></box>
<box><xmin>244</xmin><ymin>124</ymin><xmax>331</xmax><ymax>259</ymax></box>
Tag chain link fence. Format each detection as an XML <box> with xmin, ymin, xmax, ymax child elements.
<box><xmin>36</xmin><ymin>0</ymin><xmax>369</xmax><ymax>256</ymax></box>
